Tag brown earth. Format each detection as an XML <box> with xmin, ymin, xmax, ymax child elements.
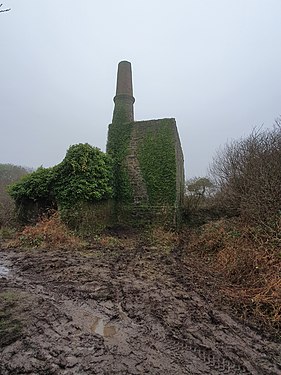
<box><xmin>0</xmin><ymin>234</ymin><xmax>280</xmax><ymax>375</ymax></box>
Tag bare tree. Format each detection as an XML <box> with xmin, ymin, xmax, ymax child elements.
<box><xmin>186</xmin><ymin>177</ymin><xmax>215</xmax><ymax>198</ymax></box>
<box><xmin>184</xmin><ymin>177</ymin><xmax>216</xmax><ymax>215</ymax></box>
<box><xmin>0</xmin><ymin>3</ymin><xmax>11</xmax><ymax>13</ymax></box>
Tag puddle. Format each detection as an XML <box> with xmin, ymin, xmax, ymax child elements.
<box><xmin>0</xmin><ymin>265</ymin><xmax>10</xmax><ymax>277</ymax></box>
<box><xmin>91</xmin><ymin>317</ymin><xmax>117</xmax><ymax>338</ymax></box>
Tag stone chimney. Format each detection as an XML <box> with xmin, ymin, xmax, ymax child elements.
<box><xmin>112</xmin><ymin>61</ymin><xmax>135</xmax><ymax>123</ymax></box>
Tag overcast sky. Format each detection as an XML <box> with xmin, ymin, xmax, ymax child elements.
<box><xmin>1</xmin><ymin>0</ymin><xmax>281</xmax><ymax>178</ymax></box>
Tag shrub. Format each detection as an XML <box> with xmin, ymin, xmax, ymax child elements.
<box><xmin>9</xmin><ymin>167</ymin><xmax>55</xmax><ymax>203</ymax></box>
<box><xmin>210</xmin><ymin>120</ymin><xmax>281</xmax><ymax>230</ymax></box>
<box><xmin>9</xmin><ymin>144</ymin><xmax>113</xmax><ymax>222</ymax></box>
<box><xmin>54</xmin><ymin>143</ymin><xmax>113</xmax><ymax>208</ymax></box>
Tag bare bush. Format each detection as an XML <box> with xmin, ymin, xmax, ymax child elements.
<box><xmin>210</xmin><ymin>120</ymin><xmax>281</xmax><ymax>230</ymax></box>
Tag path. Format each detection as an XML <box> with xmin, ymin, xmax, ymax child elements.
<box><xmin>0</xmin><ymin>241</ymin><xmax>280</xmax><ymax>374</ymax></box>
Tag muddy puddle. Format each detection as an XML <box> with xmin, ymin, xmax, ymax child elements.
<box><xmin>0</xmin><ymin>263</ymin><xmax>10</xmax><ymax>277</ymax></box>
<box><xmin>91</xmin><ymin>316</ymin><xmax>117</xmax><ymax>337</ymax></box>
<box><xmin>0</xmin><ymin>265</ymin><xmax>9</xmax><ymax>276</ymax></box>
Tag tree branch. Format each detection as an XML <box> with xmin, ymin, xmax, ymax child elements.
<box><xmin>0</xmin><ymin>3</ymin><xmax>11</xmax><ymax>13</ymax></box>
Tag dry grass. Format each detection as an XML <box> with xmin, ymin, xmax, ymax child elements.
<box><xmin>92</xmin><ymin>235</ymin><xmax>137</xmax><ymax>250</ymax></box>
<box><xmin>186</xmin><ymin>219</ymin><xmax>229</xmax><ymax>253</ymax></box>
<box><xmin>91</xmin><ymin>227</ymin><xmax>179</xmax><ymax>253</ymax></box>
<box><xmin>7</xmin><ymin>212</ymin><xmax>83</xmax><ymax>250</ymax></box>
<box><xmin>148</xmin><ymin>227</ymin><xmax>180</xmax><ymax>253</ymax></box>
<box><xmin>184</xmin><ymin>219</ymin><xmax>281</xmax><ymax>331</ymax></box>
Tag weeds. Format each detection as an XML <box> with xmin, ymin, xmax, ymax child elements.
<box><xmin>184</xmin><ymin>218</ymin><xmax>281</xmax><ymax>332</ymax></box>
<box><xmin>7</xmin><ymin>212</ymin><xmax>84</xmax><ymax>250</ymax></box>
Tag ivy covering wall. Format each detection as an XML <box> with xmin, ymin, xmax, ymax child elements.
<box><xmin>136</xmin><ymin>120</ymin><xmax>177</xmax><ymax>205</ymax></box>
<box><xmin>9</xmin><ymin>115</ymin><xmax>183</xmax><ymax>229</ymax></box>
<box><xmin>106</xmin><ymin>104</ymin><xmax>133</xmax><ymax>202</ymax></box>
<box><xmin>106</xmin><ymin>117</ymin><xmax>183</xmax><ymax>227</ymax></box>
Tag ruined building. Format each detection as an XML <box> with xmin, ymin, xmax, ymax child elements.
<box><xmin>107</xmin><ymin>61</ymin><xmax>185</xmax><ymax>226</ymax></box>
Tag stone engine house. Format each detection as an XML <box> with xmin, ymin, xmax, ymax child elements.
<box><xmin>107</xmin><ymin>61</ymin><xmax>185</xmax><ymax>226</ymax></box>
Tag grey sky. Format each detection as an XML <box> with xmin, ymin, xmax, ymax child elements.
<box><xmin>1</xmin><ymin>0</ymin><xmax>281</xmax><ymax>178</ymax></box>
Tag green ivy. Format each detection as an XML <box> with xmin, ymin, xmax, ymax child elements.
<box><xmin>137</xmin><ymin>122</ymin><xmax>176</xmax><ymax>205</ymax></box>
<box><xmin>54</xmin><ymin>144</ymin><xmax>113</xmax><ymax>207</ymax></box>
<box><xmin>9</xmin><ymin>144</ymin><xmax>113</xmax><ymax>209</ymax></box>
<box><xmin>9</xmin><ymin>166</ymin><xmax>55</xmax><ymax>203</ymax></box>
<box><xmin>107</xmin><ymin>104</ymin><xmax>133</xmax><ymax>202</ymax></box>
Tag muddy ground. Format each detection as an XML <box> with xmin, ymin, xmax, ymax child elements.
<box><xmin>0</xmin><ymin>235</ymin><xmax>280</xmax><ymax>375</ymax></box>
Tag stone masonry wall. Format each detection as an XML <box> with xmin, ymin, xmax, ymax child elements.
<box><xmin>107</xmin><ymin>117</ymin><xmax>184</xmax><ymax>226</ymax></box>
<box><xmin>125</xmin><ymin>125</ymin><xmax>148</xmax><ymax>204</ymax></box>
<box><xmin>122</xmin><ymin>118</ymin><xmax>185</xmax><ymax>226</ymax></box>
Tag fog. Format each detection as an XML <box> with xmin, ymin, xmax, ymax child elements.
<box><xmin>1</xmin><ymin>0</ymin><xmax>280</xmax><ymax>177</ymax></box>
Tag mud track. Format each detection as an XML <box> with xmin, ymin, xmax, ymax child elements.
<box><xmin>0</xmin><ymin>240</ymin><xmax>280</xmax><ymax>374</ymax></box>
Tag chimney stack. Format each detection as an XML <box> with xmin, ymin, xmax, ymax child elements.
<box><xmin>112</xmin><ymin>61</ymin><xmax>135</xmax><ymax>123</ymax></box>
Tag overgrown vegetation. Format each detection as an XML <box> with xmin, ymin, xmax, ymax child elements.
<box><xmin>138</xmin><ymin>122</ymin><xmax>176</xmax><ymax>204</ymax></box>
<box><xmin>7</xmin><ymin>212</ymin><xmax>84</xmax><ymax>249</ymax></box>
<box><xmin>185</xmin><ymin>219</ymin><xmax>281</xmax><ymax>332</ymax></box>
<box><xmin>9</xmin><ymin>144</ymin><xmax>113</xmax><ymax>221</ymax></box>
<box><xmin>147</xmin><ymin>227</ymin><xmax>179</xmax><ymax>254</ymax></box>
<box><xmin>106</xmin><ymin>105</ymin><xmax>133</xmax><ymax>202</ymax></box>
<box><xmin>2</xmin><ymin>116</ymin><xmax>281</xmax><ymax>335</ymax></box>
<box><xmin>60</xmin><ymin>201</ymin><xmax>114</xmax><ymax>236</ymax></box>
<box><xmin>53</xmin><ymin>143</ymin><xmax>113</xmax><ymax>207</ymax></box>
<box><xmin>9</xmin><ymin>166</ymin><xmax>55</xmax><ymax>206</ymax></box>
<box><xmin>210</xmin><ymin>121</ymin><xmax>281</xmax><ymax>230</ymax></box>
<box><xmin>185</xmin><ymin>177</ymin><xmax>215</xmax><ymax>205</ymax></box>
<box><xmin>183</xmin><ymin>121</ymin><xmax>281</xmax><ymax>333</ymax></box>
